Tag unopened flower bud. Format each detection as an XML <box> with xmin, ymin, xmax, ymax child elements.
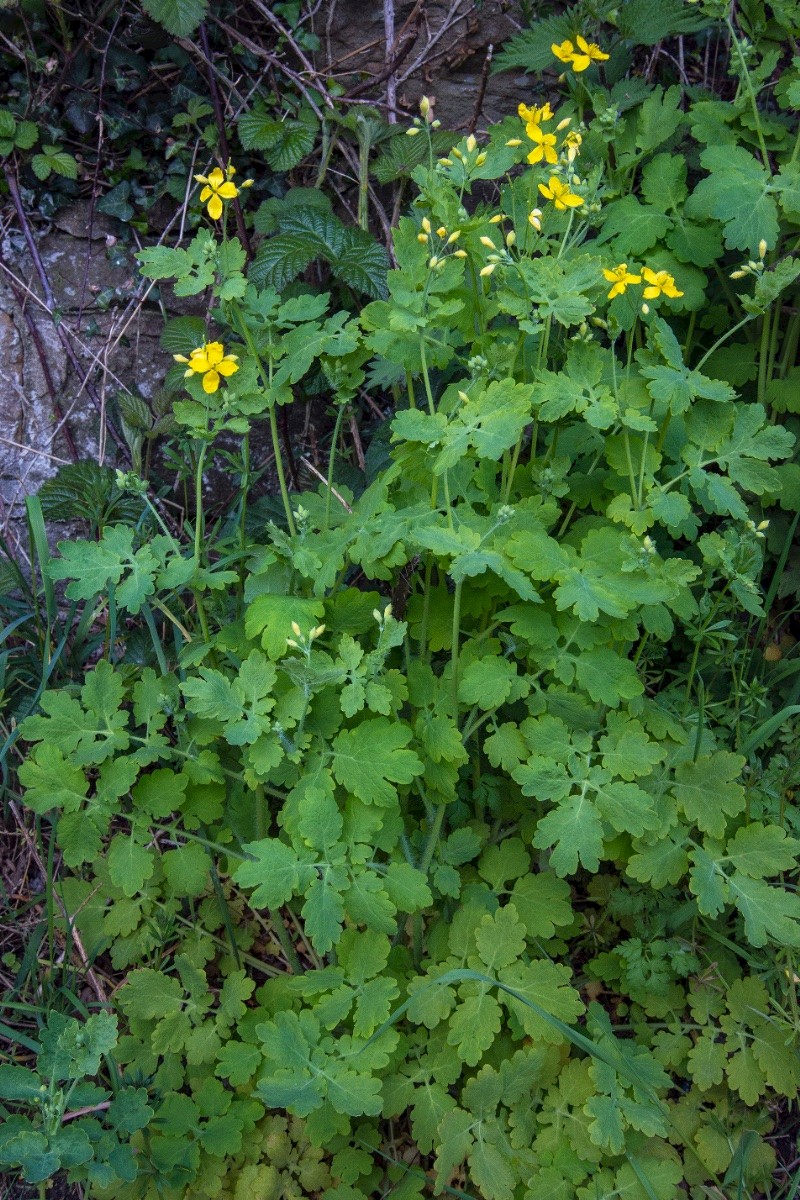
<box><xmin>431</xmin><ymin>119</ymin><xmax>441</xmax><ymax>128</ymax></box>
<box><xmin>730</xmin><ymin>269</ymin><xmax>747</xmax><ymax>279</ymax></box>
<box><xmin>311</xmin><ymin>624</ymin><xmax>326</xmax><ymax>640</ymax></box>
<box><xmin>421</xmin><ymin>217</ymin><xmax>431</xmax><ymax>233</ymax></box>
<box><xmin>428</xmin><ymin>256</ymin><xmax>439</xmax><ymax>268</ymax></box>
<box><xmin>458</xmin><ymin>390</ymin><xmax>470</xmax><ymax>402</ymax></box>
<box><xmin>556</xmin><ymin>117</ymin><xmax>571</xmax><ymax>130</ymax></box>
<box><xmin>488</xmin><ymin>213</ymin><xmax>504</xmax><ymax>224</ymax></box>
<box><xmin>451</xmin><ymin>147</ymin><xmax>463</xmax><ymax>160</ymax></box>
<box><xmin>436</xmin><ymin>226</ymin><xmax>447</xmax><ymax>238</ymax></box>
<box><xmin>475</xmin><ymin>152</ymin><xmax>487</xmax><ymax>165</ymax></box>
<box><xmin>447</xmin><ymin>230</ymin><xmax>461</xmax><ymax>243</ymax></box>
<box><xmin>757</xmin><ymin>519</ymin><xmax>770</xmax><ymax>531</ymax></box>
<box><xmin>747</xmin><ymin>260</ymin><xmax>760</xmax><ymax>271</ymax></box>
<box><xmin>285</xmin><ymin>638</ymin><xmax>298</xmax><ymax>648</ymax></box>
<box><xmin>453</xmin><ymin>249</ymin><xmax>467</xmax><ymax>258</ymax></box>
<box><xmin>383</xmin><ymin>604</ymin><xmax>392</xmax><ymax>619</ymax></box>
<box><xmin>373</xmin><ymin>609</ymin><xmax>382</xmax><ymax>622</ymax></box>
<box><xmin>641</xmin><ymin>303</ymin><xmax>650</xmax><ymax>315</ymax></box>
<box><xmin>438</xmin><ymin>157</ymin><xmax>453</xmax><ymax>166</ymax></box>
<box><xmin>758</xmin><ymin>239</ymin><xmax>768</xmax><ymax>259</ymax></box>
<box><xmin>506</xmin><ymin>138</ymin><xmax>522</xmax><ymax>147</ymax></box>
<box><xmin>480</xmin><ymin>235</ymin><xmax>496</xmax><ymax>248</ymax></box>
<box><xmin>291</xmin><ymin>621</ymin><xmax>302</xmax><ymax>637</ymax></box>
<box><xmin>479</xmin><ymin>263</ymin><xmax>496</xmax><ymax>277</ymax></box>
<box><xmin>506</xmin><ymin>231</ymin><xmax>516</xmax><ymax>247</ymax></box>
<box><xmin>466</xmin><ymin>134</ymin><xmax>477</xmax><ymax>153</ymax></box>
<box><xmin>417</xmin><ymin>233</ymin><xmax>428</xmax><ymax>243</ymax></box>
<box><xmin>406</xmin><ymin>127</ymin><xmax>421</xmax><ymax>136</ymax></box>
<box><xmin>419</xmin><ymin>95</ymin><xmax>430</xmax><ymax>117</ymax></box>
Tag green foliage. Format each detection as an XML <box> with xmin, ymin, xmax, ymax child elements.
<box><xmin>140</xmin><ymin>0</ymin><xmax>209</xmax><ymax>38</ymax></box>
<box><xmin>8</xmin><ymin>3</ymin><xmax>800</xmax><ymax>1199</ymax></box>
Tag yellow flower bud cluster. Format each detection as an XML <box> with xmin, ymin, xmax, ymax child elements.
<box><xmin>417</xmin><ymin>216</ymin><xmax>465</xmax><ymax>270</ymax></box>
<box><xmin>730</xmin><ymin>240</ymin><xmax>769</xmax><ymax>280</ymax></box>
<box><xmin>286</xmin><ymin>621</ymin><xmax>326</xmax><ymax>651</ymax></box>
<box><xmin>406</xmin><ymin>94</ymin><xmax>441</xmax><ymax>136</ymax></box>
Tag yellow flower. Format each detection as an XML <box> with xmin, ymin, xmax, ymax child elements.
<box><xmin>641</xmin><ymin>267</ymin><xmax>684</xmax><ymax>300</ymax></box>
<box><xmin>193</xmin><ymin>164</ymin><xmax>251</xmax><ymax>220</ymax></box>
<box><xmin>525</xmin><ymin>123</ymin><xmax>558</xmax><ymax>165</ymax></box>
<box><xmin>174</xmin><ymin>341</ymin><xmax>239</xmax><ymax>394</ymax></box>
<box><xmin>563</xmin><ymin>130</ymin><xmax>582</xmax><ymax>162</ymax></box>
<box><xmin>602</xmin><ymin>263</ymin><xmax>642</xmax><ymax>300</ymax></box>
<box><xmin>538</xmin><ymin>176</ymin><xmax>583</xmax><ymax>211</ymax></box>
<box><xmin>518</xmin><ymin>101</ymin><xmax>553</xmax><ymax>125</ymax></box>
<box><xmin>551</xmin><ymin>35</ymin><xmax>609</xmax><ymax>72</ymax></box>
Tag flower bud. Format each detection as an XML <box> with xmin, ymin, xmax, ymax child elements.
<box><xmin>730</xmin><ymin>269</ymin><xmax>747</xmax><ymax>279</ymax></box>
<box><xmin>479</xmin><ymin>263</ymin><xmax>496</xmax><ymax>277</ymax></box>
<box><xmin>421</xmin><ymin>217</ymin><xmax>431</xmax><ymax>233</ymax></box>
<box><xmin>453</xmin><ymin>249</ymin><xmax>467</xmax><ymax>258</ymax></box>
<box><xmin>506</xmin><ymin>138</ymin><xmax>522</xmax><ymax>147</ymax></box>
<box><xmin>406</xmin><ymin>127</ymin><xmax>420</xmax><ymax>136</ymax></box>
<box><xmin>417</xmin><ymin>233</ymin><xmax>428</xmax><ymax>243</ymax></box>
<box><xmin>291</xmin><ymin>621</ymin><xmax>302</xmax><ymax>637</ymax></box>
<box><xmin>479</xmin><ymin>235</ymin><xmax>496</xmax><ymax>248</ymax></box>
<box><xmin>428</xmin><ymin>255</ymin><xmax>439</xmax><ymax>268</ymax></box>
<box><xmin>436</xmin><ymin>226</ymin><xmax>447</xmax><ymax>238</ymax></box>
<box><xmin>451</xmin><ymin>148</ymin><xmax>463</xmax><ymax>160</ymax></box>
<box><xmin>758</xmin><ymin>239</ymin><xmax>768</xmax><ymax>259</ymax></box>
<box><xmin>458</xmin><ymin>390</ymin><xmax>470</xmax><ymax>403</ymax></box>
<box><xmin>506</xmin><ymin>231</ymin><xmax>516</xmax><ymax>247</ymax></box>
<box><xmin>466</xmin><ymin>134</ymin><xmax>477</xmax><ymax>153</ymax></box>
<box><xmin>447</xmin><ymin>230</ymin><xmax>461</xmax><ymax>243</ymax></box>
<box><xmin>372</xmin><ymin>609</ymin><xmax>382</xmax><ymax>622</ymax></box>
<box><xmin>438</xmin><ymin>157</ymin><xmax>453</xmax><ymax>166</ymax></box>
<box><xmin>556</xmin><ymin>117</ymin><xmax>571</xmax><ymax>130</ymax></box>
<box><xmin>311</xmin><ymin>624</ymin><xmax>326</xmax><ymax>640</ymax></box>
<box><xmin>383</xmin><ymin>603</ymin><xmax>393</xmax><ymax>619</ymax></box>
<box><xmin>420</xmin><ymin>95</ymin><xmax>430</xmax><ymax>117</ymax></box>
<box><xmin>488</xmin><ymin>213</ymin><xmax>504</xmax><ymax>224</ymax></box>
<box><xmin>475</xmin><ymin>152</ymin><xmax>487</xmax><ymax>165</ymax></box>
<box><xmin>757</xmin><ymin>519</ymin><xmax>770</xmax><ymax>531</ymax></box>
<box><xmin>431</xmin><ymin>119</ymin><xmax>441</xmax><ymax>128</ymax></box>
<box><xmin>641</xmin><ymin>303</ymin><xmax>650</xmax><ymax>315</ymax></box>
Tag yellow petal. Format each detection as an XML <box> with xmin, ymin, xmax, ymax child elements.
<box><xmin>218</xmin><ymin>182</ymin><xmax>238</xmax><ymax>199</ymax></box>
<box><xmin>199</xmin><ymin>186</ymin><xmax>212</xmax><ymax>202</ymax></box>
<box><xmin>217</xmin><ymin>358</ymin><xmax>239</xmax><ymax>377</ymax></box>
<box><xmin>562</xmin><ymin>192</ymin><xmax>584</xmax><ymax>207</ymax></box>
<box><xmin>205</xmin><ymin>342</ymin><xmax>225</xmax><ymax>365</ymax></box>
<box><xmin>207</xmin><ymin>167</ymin><xmax>225</xmax><ymax>188</ymax></box>
<box><xmin>202</xmin><ymin>370</ymin><xmax>221</xmax><ymax>394</ymax></box>
<box><xmin>643</xmin><ymin>286</ymin><xmax>659</xmax><ymax>299</ymax></box>
<box><xmin>207</xmin><ymin>194</ymin><xmax>223</xmax><ymax>221</ymax></box>
<box><xmin>572</xmin><ymin>55</ymin><xmax>591</xmax><ymax>71</ymax></box>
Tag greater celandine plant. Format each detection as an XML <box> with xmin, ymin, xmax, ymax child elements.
<box><xmin>10</xmin><ymin>9</ymin><xmax>800</xmax><ymax>1199</ymax></box>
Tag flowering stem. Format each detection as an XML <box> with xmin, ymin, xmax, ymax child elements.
<box><xmin>194</xmin><ymin>441</ymin><xmax>208</xmax><ymax>567</ymax></box>
<box><xmin>325</xmin><ymin>402</ymin><xmax>348</xmax><ymax>531</ymax></box>
<box><xmin>450</xmin><ymin>578</ymin><xmax>463</xmax><ymax>722</ymax></box>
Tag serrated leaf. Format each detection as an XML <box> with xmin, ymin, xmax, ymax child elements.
<box><xmin>671</xmin><ymin>752</ymin><xmax>745</xmax><ymax>838</ymax></box>
<box><xmin>141</xmin><ymin>0</ymin><xmax>208</xmax><ymax>37</ymax></box>
<box><xmin>331</xmin><ymin>718</ymin><xmax>423</xmax><ymax>805</ymax></box>
<box><xmin>107</xmin><ymin>834</ymin><xmax>155</xmax><ymax>898</ymax></box>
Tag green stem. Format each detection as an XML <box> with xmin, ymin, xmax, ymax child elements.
<box><xmin>695</xmin><ymin>314</ymin><xmax>756</xmax><ymax>372</ymax></box>
<box><xmin>419</xmin><ymin>802</ymin><xmax>446</xmax><ymax>876</ymax></box>
<box><xmin>325</xmin><ymin>403</ymin><xmax>348</xmax><ymax>531</ymax></box>
<box><xmin>270</xmin><ymin>908</ymin><xmax>303</xmax><ymax>974</ymax></box>
<box><xmin>239</xmin><ymin>430</ymin><xmax>250</xmax><ymax>555</ymax></box>
<box><xmin>756</xmin><ymin>306</ymin><xmax>772</xmax><ymax>409</ymax></box>
<box><xmin>727</xmin><ymin>18</ymin><xmax>770</xmax><ymax>169</ymax></box>
<box><xmin>450</xmin><ymin>579</ymin><xmax>463</xmax><ymax>723</ymax></box>
<box><xmin>231</xmin><ymin>304</ymin><xmax>296</xmax><ymax>535</ymax></box>
<box><xmin>194</xmin><ymin>442</ymin><xmax>209</xmax><ymax>566</ymax></box>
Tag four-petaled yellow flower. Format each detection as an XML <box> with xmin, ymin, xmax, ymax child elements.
<box><xmin>194</xmin><ymin>164</ymin><xmax>252</xmax><ymax>221</ymax></box>
<box><xmin>552</xmin><ymin>36</ymin><xmax>609</xmax><ymax>72</ymax></box>
<box><xmin>526</xmin><ymin>123</ymin><xmax>558</xmax><ymax>165</ymax></box>
<box><xmin>538</xmin><ymin>176</ymin><xmax>583</xmax><ymax>211</ymax></box>
<box><xmin>563</xmin><ymin>129</ymin><xmax>582</xmax><ymax>162</ymax></box>
<box><xmin>174</xmin><ymin>341</ymin><xmax>240</xmax><ymax>394</ymax></box>
<box><xmin>518</xmin><ymin>101</ymin><xmax>553</xmax><ymax>126</ymax></box>
<box><xmin>641</xmin><ymin>267</ymin><xmax>684</xmax><ymax>299</ymax></box>
<box><xmin>603</xmin><ymin>263</ymin><xmax>642</xmax><ymax>299</ymax></box>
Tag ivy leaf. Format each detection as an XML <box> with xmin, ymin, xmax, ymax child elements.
<box><xmin>331</xmin><ymin>718</ymin><xmax>423</xmax><ymax>805</ymax></box>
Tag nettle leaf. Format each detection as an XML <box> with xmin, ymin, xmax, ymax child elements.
<box><xmin>331</xmin><ymin>718</ymin><xmax>423</xmax><ymax>804</ymax></box>
<box><xmin>141</xmin><ymin>0</ymin><xmax>208</xmax><ymax>37</ymax></box>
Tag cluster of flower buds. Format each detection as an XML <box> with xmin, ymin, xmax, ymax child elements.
<box><xmin>730</xmin><ymin>240</ymin><xmax>769</xmax><ymax>280</ymax></box>
<box><xmin>477</xmin><ymin>213</ymin><xmax>516</xmax><ymax>277</ymax></box>
<box><xmin>406</xmin><ymin>95</ymin><xmax>442</xmax><ymax>135</ymax></box>
<box><xmin>286</xmin><ymin>621</ymin><xmax>326</xmax><ymax>650</ymax></box>
<box><xmin>373</xmin><ymin>603</ymin><xmax>394</xmax><ymax>629</ymax></box>
<box><xmin>417</xmin><ymin>216</ymin><xmax>466</xmax><ymax>271</ymax></box>
<box><xmin>745</xmin><ymin>518</ymin><xmax>770</xmax><ymax>540</ymax></box>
